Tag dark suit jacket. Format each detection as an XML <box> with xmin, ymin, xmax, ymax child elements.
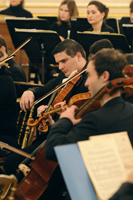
<box><xmin>45</xmin><ymin>97</ymin><xmax>133</xmax><ymax>161</ymax></box>
<box><xmin>109</xmin><ymin>182</ymin><xmax>133</xmax><ymax>200</ymax></box>
<box><xmin>7</xmin><ymin>59</ymin><xmax>26</xmax><ymax>82</ymax></box>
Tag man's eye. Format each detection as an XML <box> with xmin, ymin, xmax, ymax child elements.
<box><xmin>62</xmin><ymin>60</ymin><xmax>66</xmax><ymax>63</ymax></box>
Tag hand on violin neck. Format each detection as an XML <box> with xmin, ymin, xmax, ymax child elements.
<box><xmin>37</xmin><ymin>105</ymin><xmax>55</xmax><ymax>127</ymax></box>
<box><xmin>37</xmin><ymin>105</ymin><xmax>48</xmax><ymax>116</ymax></box>
<box><xmin>60</xmin><ymin>105</ymin><xmax>81</xmax><ymax>125</ymax></box>
<box><xmin>54</xmin><ymin>100</ymin><xmax>66</xmax><ymax>115</ymax></box>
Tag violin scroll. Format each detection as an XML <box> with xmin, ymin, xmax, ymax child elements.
<box><xmin>122</xmin><ymin>65</ymin><xmax>133</xmax><ymax>78</ymax></box>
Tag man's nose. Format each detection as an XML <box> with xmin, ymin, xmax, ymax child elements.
<box><xmin>85</xmin><ymin>79</ymin><xmax>89</xmax><ymax>88</ymax></box>
<box><xmin>59</xmin><ymin>63</ymin><xmax>64</xmax><ymax>70</ymax></box>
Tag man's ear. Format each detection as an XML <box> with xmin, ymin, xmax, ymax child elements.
<box><xmin>102</xmin><ymin>71</ymin><xmax>110</xmax><ymax>82</ymax></box>
<box><xmin>76</xmin><ymin>52</ymin><xmax>82</xmax><ymax>61</ymax></box>
<box><xmin>1</xmin><ymin>46</ymin><xmax>6</xmax><ymax>53</ymax></box>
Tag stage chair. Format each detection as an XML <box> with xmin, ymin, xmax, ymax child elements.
<box><xmin>106</xmin><ymin>18</ymin><xmax>120</xmax><ymax>33</ymax></box>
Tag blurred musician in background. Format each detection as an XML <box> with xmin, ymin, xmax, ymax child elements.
<box><xmin>119</xmin><ymin>0</ymin><xmax>133</xmax><ymax>34</ymax></box>
<box><xmin>50</xmin><ymin>0</ymin><xmax>79</xmax><ymax>41</ymax></box>
<box><xmin>87</xmin><ymin>0</ymin><xmax>115</xmax><ymax>33</ymax></box>
<box><xmin>0</xmin><ymin>35</ymin><xmax>26</xmax><ymax>82</ymax></box>
<box><xmin>0</xmin><ymin>0</ymin><xmax>32</xmax><ymax>18</ymax></box>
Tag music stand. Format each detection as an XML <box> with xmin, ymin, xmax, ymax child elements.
<box><xmin>71</xmin><ymin>32</ymin><xmax>131</xmax><ymax>58</ymax></box>
<box><xmin>122</xmin><ymin>24</ymin><xmax>133</xmax><ymax>52</ymax></box>
<box><xmin>70</xmin><ymin>17</ymin><xmax>119</xmax><ymax>33</ymax></box>
<box><xmin>5</xmin><ymin>17</ymin><xmax>50</xmax><ymax>49</ymax></box>
<box><xmin>37</xmin><ymin>16</ymin><xmax>57</xmax><ymax>26</ymax></box>
<box><xmin>71</xmin><ymin>17</ymin><xmax>91</xmax><ymax>32</ymax></box>
<box><xmin>15</xmin><ymin>29</ymin><xmax>61</xmax><ymax>83</ymax></box>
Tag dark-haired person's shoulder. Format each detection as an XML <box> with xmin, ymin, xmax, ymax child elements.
<box><xmin>0</xmin><ymin>8</ymin><xmax>10</xmax><ymax>15</ymax></box>
<box><xmin>50</xmin><ymin>21</ymin><xmax>58</xmax><ymax>30</ymax></box>
<box><xmin>21</xmin><ymin>9</ymin><xmax>33</xmax><ymax>18</ymax></box>
<box><xmin>101</xmin><ymin>22</ymin><xmax>116</xmax><ymax>33</ymax></box>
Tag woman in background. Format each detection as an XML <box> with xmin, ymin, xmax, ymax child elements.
<box><xmin>50</xmin><ymin>0</ymin><xmax>79</xmax><ymax>41</ymax></box>
<box><xmin>0</xmin><ymin>0</ymin><xmax>32</xmax><ymax>18</ymax></box>
<box><xmin>119</xmin><ymin>0</ymin><xmax>133</xmax><ymax>34</ymax></box>
<box><xmin>87</xmin><ymin>0</ymin><xmax>115</xmax><ymax>33</ymax></box>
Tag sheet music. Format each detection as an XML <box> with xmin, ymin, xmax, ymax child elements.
<box><xmin>122</xmin><ymin>24</ymin><xmax>133</xmax><ymax>27</ymax></box>
<box><xmin>15</xmin><ymin>28</ymin><xmax>57</xmax><ymax>34</ymax></box>
<box><xmin>89</xmin><ymin>132</ymin><xmax>133</xmax><ymax>171</ymax></box>
<box><xmin>78</xmin><ymin>138</ymin><xmax>126</xmax><ymax>200</ymax></box>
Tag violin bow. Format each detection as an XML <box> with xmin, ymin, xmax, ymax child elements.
<box><xmin>0</xmin><ymin>37</ymin><xmax>32</xmax><ymax>66</ymax></box>
<box><xmin>33</xmin><ymin>67</ymin><xmax>87</xmax><ymax>106</ymax></box>
<box><xmin>0</xmin><ymin>141</ymin><xmax>35</xmax><ymax>160</ymax></box>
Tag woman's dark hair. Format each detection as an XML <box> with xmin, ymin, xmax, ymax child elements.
<box><xmin>125</xmin><ymin>53</ymin><xmax>133</xmax><ymax>64</ymax></box>
<box><xmin>57</xmin><ymin>0</ymin><xmax>79</xmax><ymax>27</ymax></box>
<box><xmin>88</xmin><ymin>0</ymin><xmax>109</xmax><ymax>20</ymax></box>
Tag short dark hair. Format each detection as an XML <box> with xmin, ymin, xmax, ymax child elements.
<box><xmin>125</xmin><ymin>53</ymin><xmax>133</xmax><ymax>64</ymax></box>
<box><xmin>88</xmin><ymin>1</ymin><xmax>109</xmax><ymax>20</ymax></box>
<box><xmin>89</xmin><ymin>39</ymin><xmax>113</xmax><ymax>56</ymax></box>
<box><xmin>89</xmin><ymin>48</ymin><xmax>127</xmax><ymax>80</ymax></box>
<box><xmin>52</xmin><ymin>39</ymin><xmax>86</xmax><ymax>59</ymax></box>
<box><xmin>0</xmin><ymin>35</ymin><xmax>7</xmax><ymax>53</ymax></box>
<box><xmin>130</xmin><ymin>0</ymin><xmax>133</xmax><ymax>13</ymax></box>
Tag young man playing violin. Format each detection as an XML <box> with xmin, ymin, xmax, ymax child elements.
<box><xmin>20</xmin><ymin>39</ymin><xmax>87</xmax><ymax>112</ymax></box>
<box><xmin>3</xmin><ymin>40</ymin><xmax>88</xmax><ymax>181</ymax></box>
<box><xmin>45</xmin><ymin>48</ymin><xmax>133</xmax><ymax>162</ymax></box>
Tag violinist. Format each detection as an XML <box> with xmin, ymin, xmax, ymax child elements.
<box><xmin>45</xmin><ymin>48</ymin><xmax>133</xmax><ymax>162</ymax></box>
<box><xmin>0</xmin><ymin>35</ymin><xmax>26</xmax><ymax>82</ymax></box>
<box><xmin>3</xmin><ymin>39</ymin><xmax>88</xmax><ymax>176</ymax></box>
<box><xmin>0</xmin><ymin>49</ymin><xmax>19</xmax><ymax>148</ymax></box>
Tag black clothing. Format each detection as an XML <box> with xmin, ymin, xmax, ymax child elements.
<box><xmin>109</xmin><ymin>182</ymin><xmax>133</xmax><ymax>200</ymax></box>
<box><xmin>0</xmin><ymin>4</ymin><xmax>32</xmax><ymax>18</ymax></box>
<box><xmin>50</xmin><ymin>21</ymin><xmax>70</xmax><ymax>39</ymax></box>
<box><xmin>7</xmin><ymin>59</ymin><xmax>26</xmax><ymax>82</ymax></box>
<box><xmin>0</xmin><ymin>66</ymin><xmax>19</xmax><ymax>147</ymax></box>
<box><xmin>3</xmin><ymin>69</ymin><xmax>88</xmax><ymax>174</ymax></box>
<box><xmin>88</xmin><ymin>22</ymin><xmax>116</xmax><ymax>33</ymax></box>
<box><xmin>119</xmin><ymin>17</ymin><xmax>131</xmax><ymax>34</ymax></box>
<box><xmin>45</xmin><ymin>97</ymin><xmax>133</xmax><ymax>162</ymax></box>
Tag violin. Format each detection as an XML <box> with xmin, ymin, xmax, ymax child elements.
<box><xmin>27</xmin><ymin>92</ymin><xmax>100</xmax><ymax>128</ymax></box>
<box><xmin>34</xmin><ymin>65</ymin><xmax>87</xmax><ymax>132</ymax></box>
<box><xmin>51</xmin><ymin>70</ymin><xmax>82</xmax><ymax>106</ymax></box>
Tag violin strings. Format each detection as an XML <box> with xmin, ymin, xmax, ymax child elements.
<box><xmin>33</xmin><ymin>68</ymin><xmax>86</xmax><ymax>106</ymax></box>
